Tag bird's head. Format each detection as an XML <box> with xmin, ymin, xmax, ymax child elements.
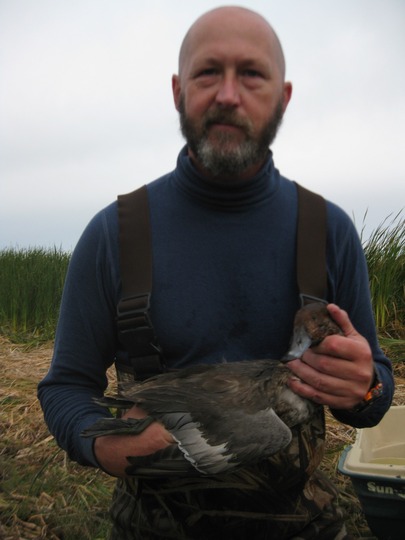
<box><xmin>281</xmin><ymin>302</ymin><xmax>342</xmax><ymax>362</ymax></box>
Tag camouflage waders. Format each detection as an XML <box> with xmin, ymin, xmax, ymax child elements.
<box><xmin>108</xmin><ymin>405</ymin><xmax>350</xmax><ymax>540</ymax></box>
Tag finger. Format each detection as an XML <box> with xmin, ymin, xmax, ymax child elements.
<box><xmin>288</xmin><ymin>356</ymin><xmax>352</xmax><ymax>392</ymax></box>
<box><xmin>327</xmin><ymin>303</ymin><xmax>358</xmax><ymax>338</ymax></box>
<box><xmin>287</xmin><ymin>374</ymin><xmax>362</xmax><ymax>409</ymax></box>
<box><xmin>300</xmin><ymin>349</ymin><xmax>355</xmax><ymax>377</ymax></box>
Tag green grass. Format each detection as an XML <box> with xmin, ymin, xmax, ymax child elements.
<box><xmin>362</xmin><ymin>212</ymin><xmax>404</xmax><ymax>338</ymax></box>
<box><xmin>0</xmin><ymin>247</ymin><xmax>70</xmax><ymax>342</ymax></box>
<box><xmin>0</xmin><ymin>212</ymin><xmax>403</xmax><ymax>343</ymax></box>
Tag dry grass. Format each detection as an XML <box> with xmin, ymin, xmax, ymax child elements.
<box><xmin>0</xmin><ymin>337</ymin><xmax>404</xmax><ymax>539</ymax></box>
<box><xmin>0</xmin><ymin>337</ymin><xmax>116</xmax><ymax>539</ymax></box>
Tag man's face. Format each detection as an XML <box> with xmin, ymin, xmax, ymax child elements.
<box><xmin>178</xmin><ymin>93</ymin><xmax>285</xmax><ymax>180</ymax></box>
<box><xmin>172</xmin><ymin>9</ymin><xmax>292</xmax><ymax>181</ymax></box>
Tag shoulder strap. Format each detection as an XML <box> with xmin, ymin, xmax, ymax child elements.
<box><xmin>294</xmin><ymin>182</ymin><xmax>327</xmax><ymax>305</ymax></box>
<box><xmin>116</xmin><ymin>185</ymin><xmax>165</xmax><ymax>379</ymax></box>
<box><xmin>116</xmin><ymin>182</ymin><xmax>328</xmax><ymax>378</ymax></box>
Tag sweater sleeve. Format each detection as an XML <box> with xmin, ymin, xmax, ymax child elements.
<box><xmin>325</xmin><ymin>202</ymin><xmax>394</xmax><ymax>427</ymax></box>
<box><xmin>37</xmin><ymin>204</ymin><xmax>120</xmax><ymax>467</ymax></box>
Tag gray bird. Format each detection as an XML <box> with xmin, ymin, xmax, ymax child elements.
<box><xmin>82</xmin><ymin>302</ymin><xmax>341</xmax><ymax>477</ymax></box>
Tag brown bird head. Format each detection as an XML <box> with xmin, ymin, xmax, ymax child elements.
<box><xmin>281</xmin><ymin>302</ymin><xmax>342</xmax><ymax>362</ymax></box>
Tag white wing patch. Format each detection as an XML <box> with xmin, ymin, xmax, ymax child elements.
<box><xmin>163</xmin><ymin>412</ymin><xmax>235</xmax><ymax>474</ymax></box>
<box><xmin>161</xmin><ymin>407</ymin><xmax>293</xmax><ymax>475</ymax></box>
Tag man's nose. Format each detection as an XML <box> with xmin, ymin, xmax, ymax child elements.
<box><xmin>215</xmin><ymin>73</ymin><xmax>241</xmax><ymax>107</ymax></box>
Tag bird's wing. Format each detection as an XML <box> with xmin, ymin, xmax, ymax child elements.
<box><xmin>169</xmin><ymin>407</ymin><xmax>292</xmax><ymax>474</ymax></box>
<box><xmin>81</xmin><ymin>395</ymin><xmax>293</xmax><ymax>476</ymax></box>
<box><xmin>123</xmin><ymin>407</ymin><xmax>292</xmax><ymax>476</ymax></box>
<box><xmin>112</xmin><ymin>361</ymin><xmax>294</xmax><ymax>474</ymax></box>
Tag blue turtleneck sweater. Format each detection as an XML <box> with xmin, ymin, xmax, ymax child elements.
<box><xmin>38</xmin><ymin>148</ymin><xmax>394</xmax><ymax>468</ymax></box>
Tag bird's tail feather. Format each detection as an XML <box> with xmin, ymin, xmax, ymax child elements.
<box><xmin>81</xmin><ymin>416</ymin><xmax>155</xmax><ymax>438</ymax></box>
<box><xmin>125</xmin><ymin>446</ymin><xmax>199</xmax><ymax>477</ymax></box>
<box><xmin>93</xmin><ymin>395</ymin><xmax>135</xmax><ymax>410</ymax></box>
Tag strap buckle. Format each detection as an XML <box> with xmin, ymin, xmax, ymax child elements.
<box><xmin>117</xmin><ymin>293</ymin><xmax>156</xmax><ymax>356</ymax></box>
<box><xmin>117</xmin><ymin>293</ymin><xmax>152</xmax><ymax>332</ymax></box>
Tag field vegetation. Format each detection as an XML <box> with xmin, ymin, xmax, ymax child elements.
<box><xmin>0</xmin><ymin>247</ymin><xmax>70</xmax><ymax>343</ymax></box>
<box><xmin>0</xmin><ymin>213</ymin><xmax>404</xmax><ymax>539</ymax></box>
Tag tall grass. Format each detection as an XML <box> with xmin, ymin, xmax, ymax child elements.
<box><xmin>0</xmin><ymin>212</ymin><xmax>404</xmax><ymax>342</ymax></box>
<box><xmin>0</xmin><ymin>247</ymin><xmax>70</xmax><ymax>341</ymax></box>
<box><xmin>362</xmin><ymin>212</ymin><xmax>404</xmax><ymax>338</ymax></box>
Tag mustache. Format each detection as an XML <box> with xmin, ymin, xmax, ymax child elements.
<box><xmin>203</xmin><ymin>110</ymin><xmax>253</xmax><ymax>132</ymax></box>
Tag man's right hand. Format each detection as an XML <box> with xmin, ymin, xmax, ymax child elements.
<box><xmin>93</xmin><ymin>405</ymin><xmax>175</xmax><ymax>477</ymax></box>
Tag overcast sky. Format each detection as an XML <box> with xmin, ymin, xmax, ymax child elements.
<box><xmin>1</xmin><ymin>0</ymin><xmax>404</xmax><ymax>251</ymax></box>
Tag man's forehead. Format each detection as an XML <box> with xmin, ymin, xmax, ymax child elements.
<box><xmin>178</xmin><ymin>7</ymin><xmax>284</xmax><ymax>77</ymax></box>
<box><xmin>185</xmin><ymin>43</ymin><xmax>273</xmax><ymax>72</ymax></box>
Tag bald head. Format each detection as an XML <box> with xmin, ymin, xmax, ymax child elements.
<box><xmin>178</xmin><ymin>6</ymin><xmax>286</xmax><ymax>80</ymax></box>
<box><xmin>172</xmin><ymin>5</ymin><xmax>292</xmax><ymax>181</ymax></box>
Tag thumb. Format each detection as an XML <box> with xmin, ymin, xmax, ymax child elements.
<box><xmin>327</xmin><ymin>303</ymin><xmax>358</xmax><ymax>338</ymax></box>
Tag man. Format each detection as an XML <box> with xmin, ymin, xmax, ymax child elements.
<box><xmin>38</xmin><ymin>6</ymin><xmax>394</xmax><ymax>539</ymax></box>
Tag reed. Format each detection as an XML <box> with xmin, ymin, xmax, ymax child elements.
<box><xmin>362</xmin><ymin>212</ymin><xmax>404</xmax><ymax>338</ymax></box>
<box><xmin>0</xmin><ymin>212</ymin><xmax>403</xmax><ymax>342</ymax></box>
<box><xmin>0</xmin><ymin>247</ymin><xmax>70</xmax><ymax>341</ymax></box>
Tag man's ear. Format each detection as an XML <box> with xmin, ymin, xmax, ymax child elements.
<box><xmin>172</xmin><ymin>74</ymin><xmax>181</xmax><ymax>111</ymax></box>
<box><xmin>282</xmin><ymin>81</ymin><xmax>293</xmax><ymax>113</ymax></box>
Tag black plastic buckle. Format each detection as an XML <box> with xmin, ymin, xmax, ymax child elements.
<box><xmin>117</xmin><ymin>293</ymin><xmax>152</xmax><ymax>332</ymax></box>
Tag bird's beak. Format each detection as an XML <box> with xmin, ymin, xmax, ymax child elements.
<box><xmin>280</xmin><ymin>326</ymin><xmax>313</xmax><ymax>363</ymax></box>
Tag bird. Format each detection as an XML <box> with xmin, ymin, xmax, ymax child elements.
<box><xmin>82</xmin><ymin>302</ymin><xmax>342</xmax><ymax>477</ymax></box>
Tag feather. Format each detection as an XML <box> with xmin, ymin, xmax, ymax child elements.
<box><xmin>82</xmin><ymin>302</ymin><xmax>341</xmax><ymax>477</ymax></box>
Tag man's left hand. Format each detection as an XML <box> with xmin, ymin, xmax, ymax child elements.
<box><xmin>286</xmin><ymin>303</ymin><xmax>374</xmax><ymax>410</ymax></box>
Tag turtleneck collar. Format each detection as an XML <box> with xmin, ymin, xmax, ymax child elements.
<box><xmin>173</xmin><ymin>146</ymin><xmax>280</xmax><ymax>211</ymax></box>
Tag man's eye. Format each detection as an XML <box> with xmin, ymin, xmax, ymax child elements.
<box><xmin>197</xmin><ymin>68</ymin><xmax>218</xmax><ymax>77</ymax></box>
<box><xmin>243</xmin><ymin>69</ymin><xmax>262</xmax><ymax>78</ymax></box>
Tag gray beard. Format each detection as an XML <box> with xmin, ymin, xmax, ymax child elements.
<box><xmin>179</xmin><ymin>98</ymin><xmax>284</xmax><ymax>179</ymax></box>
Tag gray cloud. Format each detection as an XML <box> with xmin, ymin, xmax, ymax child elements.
<box><xmin>1</xmin><ymin>0</ymin><xmax>404</xmax><ymax>249</ymax></box>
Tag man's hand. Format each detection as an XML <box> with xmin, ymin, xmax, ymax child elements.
<box><xmin>286</xmin><ymin>303</ymin><xmax>374</xmax><ymax>410</ymax></box>
<box><xmin>94</xmin><ymin>405</ymin><xmax>174</xmax><ymax>477</ymax></box>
